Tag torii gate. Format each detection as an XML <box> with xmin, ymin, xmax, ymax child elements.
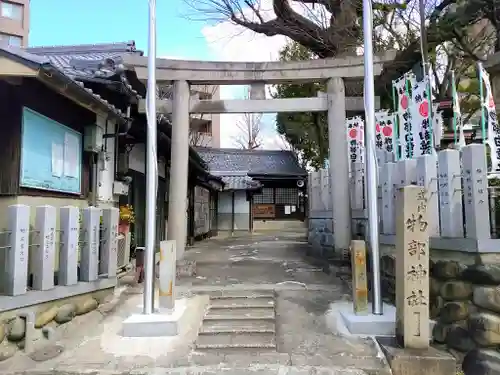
<box><xmin>123</xmin><ymin>52</ymin><xmax>396</xmax><ymax>260</ymax></box>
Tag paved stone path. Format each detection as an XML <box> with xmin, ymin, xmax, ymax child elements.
<box><xmin>0</xmin><ymin>232</ymin><xmax>391</xmax><ymax>375</ymax></box>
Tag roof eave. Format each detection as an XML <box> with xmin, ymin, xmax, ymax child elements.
<box><xmin>38</xmin><ymin>66</ymin><xmax>128</xmax><ymax>124</ymax></box>
<box><xmin>247</xmin><ymin>172</ymin><xmax>307</xmax><ymax>179</ymax></box>
<box><xmin>0</xmin><ymin>47</ymin><xmax>128</xmax><ymax>124</ymax></box>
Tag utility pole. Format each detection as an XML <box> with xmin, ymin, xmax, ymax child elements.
<box><xmin>143</xmin><ymin>0</ymin><xmax>158</xmax><ymax>314</ymax></box>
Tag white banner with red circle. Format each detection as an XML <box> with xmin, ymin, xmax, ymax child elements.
<box><xmin>410</xmin><ymin>76</ymin><xmax>433</xmax><ymax>157</ymax></box>
<box><xmin>393</xmin><ymin>75</ymin><xmax>413</xmax><ymax>159</ymax></box>
<box><xmin>375</xmin><ymin>110</ymin><xmax>395</xmax><ymax>154</ymax></box>
<box><xmin>479</xmin><ymin>64</ymin><xmax>500</xmax><ymax>174</ymax></box>
<box><xmin>346</xmin><ymin>116</ymin><xmax>364</xmax><ymax>164</ymax></box>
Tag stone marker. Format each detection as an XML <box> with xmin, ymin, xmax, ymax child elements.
<box><xmin>395</xmin><ymin>185</ymin><xmax>430</xmax><ymax>349</ymax></box>
<box><xmin>159</xmin><ymin>240</ymin><xmax>176</xmax><ymax>311</ymax></box>
<box><xmin>350</xmin><ymin>240</ymin><xmax>368</xmax><ymax>315</ymax></box>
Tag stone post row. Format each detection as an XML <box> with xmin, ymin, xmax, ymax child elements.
<box><xmin>4</xmin><ymin>205</ymin><xmax>119</xmax><ymax>296</ymax></box>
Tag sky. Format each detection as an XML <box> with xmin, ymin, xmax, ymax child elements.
<box><xmin>29</xmin><ymin>0</ymin><xmax>290</xmax><ymax>149</ymax></box>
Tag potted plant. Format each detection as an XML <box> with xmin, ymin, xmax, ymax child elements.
<box><xmin>119</xmin><ymin>204</ymin><xmax>135</xmax><ymax>235</ymax></box>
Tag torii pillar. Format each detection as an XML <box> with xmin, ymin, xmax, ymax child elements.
<box><xmin>168</xmin><ymin>80</ymin><xmax>190</xmax><ymax>259</ymax></box>
<box><xmin>327</xmin><ymin>77</ymin><xmax>351</xmax><ymax>252</ymax></box>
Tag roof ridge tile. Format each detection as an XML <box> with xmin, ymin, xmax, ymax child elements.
<box><xmin>27</xmin><ymin>41</ymin><xmax>137</xmax><ymax>55</ymax></box>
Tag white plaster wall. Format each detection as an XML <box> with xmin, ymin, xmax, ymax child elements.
<box><xmin>129</xmin><ymin>143</ymin><xmax>166</xmax><ymax>178</ymax></box>
<box><xmin>234</xmin><ymin>191</ymin><xmax>249</xmax><ymax>213</ymax></box>
<box><xmin>218</xmin><ymin>192</ymin><xmax>233</xmax><ymax>213</ymax></box>
<box><xmin>217</xmin><ymin>191</ymin><xmax>249</xmax><ymax>213</ymax></box>
<box><xmin>217</xmin><ymin>191</ymin><xmax>250</xmax><ymax>231</ymax></box>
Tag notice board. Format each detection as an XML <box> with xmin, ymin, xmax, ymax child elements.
<box><xmin>20</xmin><ymin>107</ymin><xmax>82</xmax><ymax>194</ymax></box>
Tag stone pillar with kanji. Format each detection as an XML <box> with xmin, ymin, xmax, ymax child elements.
<box><xmin>351</xmin><ymin>240</ymin><xmax>368</xmax><ymax>315</ymax></box>
<box><xmin>395</xmin><ymin>185</ymin><xmax>430</xmax><ymax>349</ymax></box>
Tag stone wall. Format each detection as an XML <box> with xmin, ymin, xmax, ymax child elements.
<box><xmin>381</xmin><ymin>249</ymin><xmax>500</xmax><ymax>375</ymax></box>
<box><xmin>0</xmin><ymin>287</ymin><xmax>114</xmax><ymax>363</ymax></box>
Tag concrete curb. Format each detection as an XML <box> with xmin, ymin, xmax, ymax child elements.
<box><xmin>4</xmin><ymin>364</ymin><xmax>372</xmax><ymax>375</ymax></box>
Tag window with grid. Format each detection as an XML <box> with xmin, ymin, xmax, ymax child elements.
<box><xmin>275</xmin><ymin>188</ymin><xmax>298</xmax><ymax>205</ymax></box>
<box><xmin>0</xmin><ymin>32</ymin><xmax>21</xmax><ymax>47</ymax></box>
<box><xmin>1</xmin><ymin>1</ymin><xmax>23</xmax><ymax>21</ymax></box>
<box><xmin>253</xmin><ymin>188</ymin><xmax>274</xmax><ymax>204</ymax></box>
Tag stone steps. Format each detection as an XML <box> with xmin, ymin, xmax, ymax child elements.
<box><xmin>203</xmin><ymin>291</ymin><xmax>275</xmax><ymax>300</ymax></box>
<box><xmin>205</xmin><ymin>307</ymin><xmax>275</xmax><ymax>320</ymax></box>
<box><xmin>196</xmin><ymin>293</ymin><xmax>277</xmax><ymax>351</ymax></box>
<box><xmin>209</xmin><ymin>296</ymin><xmax>275</xmax><ymax>309</ymax></box>
<box><xmin>196</xmin><ymin>332</ymin><xmax>276</xmax><ymax>349</ymax></box>
<box><xmin>200</xmin><ymin>319</ymin><xmax>276</xmax><ymax>334</ymax></box>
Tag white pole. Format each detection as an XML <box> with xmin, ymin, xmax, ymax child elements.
<box><xmin>143</xmin><ymin>0</ymin><xmax>157</xmax><ymax>315</ymax></box>
<box><xmin>362</xmin><ymin>0</ymin><xmax>383</xmax><ymax>315</ymax></box>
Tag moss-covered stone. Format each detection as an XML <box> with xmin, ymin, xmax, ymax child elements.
<box><xmin>430</xmin><ymin>277</ymin><xmax>441</xmax><ymax>297</ymax></box>
<box><xmin>462</xmin><ymin>349</ymin><xmax>500</xmax><ymax>375</ymax></box>
<box><xmin>432</xmin><ymin>322</ymin><xmax>451</xmax><ymax>343</ymax></box>
<box><xmin>440</xmin><ymin>301</ymin><xmax>473</xmax><ymax>324</ymax></box>
<box><xmin>430</xmin><ymin>295</ymin><xmax>444</xmax><ymax>319</ymax></box>
<box><xmin>440</xmin><ymin>280</ymin><xmax>473</xmax><ymax>301</ymax></box>
<box><xmin>446</xmin><ymin>324</ymin><xmax>476</xmax><ymax>352</ymax></box>
<box><xmin>432</xmin><ymin>260</ymin><xmax>465</xmax><ymax>280</ymax></box>
<box><xmin>7</xmin><ymin>317</ymin><xmax>25</xmax><ymax>342</ymax></box>
<box><xmin>469</xmin><ymin>312</ymin><xmax>500</xmax><ymax>347</ymax></box>
<box><xmin>35</xmin><ymin>306</ymin><xmax>58</xmax><ymax>328</ymax></box>
<box><xmin>469</xmin><ymin>312</ymin><xmax>500</xmax><ymax>333</ymax></box>
<box><xmin>75</xmin><ymin>298</ymin><xmax>98</xmax><ymax>316</ymax></box>
<box><xmin>462</xmin><ymin>264</ymin><xmax>500</xmax><ymax>285</ymax></box>
<box><xmin>474</xmin><ymin>286</ymin><xmax>500</xmax><ymax>314</ymax></box>
<box><xmin>0</xmin><ymin>323</ymin><xmax>5</xmax><ymax>344</ymax></box>
<box><xmin>54</xmin><ymin>304</ymin><xmax>76</xmax><ymax>324</ymax></box>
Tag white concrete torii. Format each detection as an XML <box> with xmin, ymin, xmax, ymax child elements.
<box><xmin>123</xmin><ymin>52</ymin><xmax>396</xmax><ymax>260</ymax></box>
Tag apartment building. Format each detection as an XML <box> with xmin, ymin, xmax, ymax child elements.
<box><xmin>190</xmin><ymin>84</ymin><xmax>221</xmax><ymax>148</ymax></box>
<box><xmin>0</xmin><ymin>0</ymin><xmax>29</xmax><ymax>47</ymax></box>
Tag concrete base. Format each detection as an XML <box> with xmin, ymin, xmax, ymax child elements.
<box><xmin>377</xmin><ymin>336</ymin><xmax>456</xmax><ymax>375</ymax></box>
<box><xmin>340</xmin><ymin>302</ymin><xmax>397</xmax><ymax>336</ymax></box>
<box><xmin>328</xmin><ymin>301</ymin><xmax>436</xmax><ymax>337</ymax></box>
<box><xmin>122</xmin><ymin>299</ymin><xmax>187</xmax><ymax>337</ymax></box>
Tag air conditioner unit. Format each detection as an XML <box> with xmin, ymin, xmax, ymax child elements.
<box><xmin>113</xmin><ymin>181</ymin><xmax>129</xmax><ymax>196</ymax></box>
<box><xmin>117</xmin><ymin>232</ymin><xmax>131</xmax><ymax>269</ymax></box>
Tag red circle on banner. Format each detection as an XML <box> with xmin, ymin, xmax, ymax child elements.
<box><xmin>419</xmin><ymin>101</ymin><xmax>429</xmax><ymax>118</ymax></box>
<box><xmin>348</xmin><ymin>128</ymin><xmax>357</xmax><ymax>139</ymax></box>
<box><xmin>376</xmin><ymin>123</ymin><xmax>380</xmax><ymax>133</ymax></box>
<box><xmin>382</xmin><ymin>126</ymin><xmax>393</xmax><ymax>137</ymax></box>
<box><xmin>401</xmin><ymin>95</ymin><xmax>408</xmax><ymax>110</ymax></box>
<box><xmin>489</xmin><ymin>96</ymin><xmax>495</xmax><ymax>109</ymax></box>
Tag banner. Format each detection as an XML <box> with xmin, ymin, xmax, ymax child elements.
<box><xmin>346</xmin><ymin>116</ymin><xmax>364</xmax><ymax>163</ymax></box>
<box><xmin>393</xmin><ymin>74</ymin><xmax>414</xmax><ymax>159</ymax></box>
<box><xmin>410</xmin><ymin>76</ymin><xmax>433</xmax><ymax>157</ymax></box>
<box><xmin>479</xmin><ymin>64</ymin><xmax>500</xmax><ymax>173</ymax></box>
<box><xmin>432</xmin><ymin>103</ymin><xmax>444</xmax><ymax>149</ymax></box>
<box><xmin>375</xmin><ymin>110</ymin><xmax>395</xmax><ymax>154</ymax></box>
<box><xmin>451</xmin><ymin>71</ymin><xmax>466</xmax><ymax>148</ymax></box>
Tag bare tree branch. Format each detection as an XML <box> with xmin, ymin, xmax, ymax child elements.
<box><xmin>233</xmin><ymin>111</ymin><xmax>264</xmax><ymax>149</ymax></box>
<box><xmin>183</xmin><ymin>0</ymin><xmax>497</xmax><ymax>94</ymax></box>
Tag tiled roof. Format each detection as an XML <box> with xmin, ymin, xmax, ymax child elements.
<box><xmin>0</xmin><ymin>44</ymin><xmax>127</xmax><ymax>120</ymax></box>
<box><xmin>210</xmin><ymin>172</ymin><xmax>261</xmax><ymax>191</ymax></box>
<box><xmin>195</xmin><ymin>148</ymin><xmax>307</xmax><ymax>176</ymax></box>
<box><xmin>26</xmin><ymin>41</ymin><xmax>142</xmax><ymax>80</ymax></box>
